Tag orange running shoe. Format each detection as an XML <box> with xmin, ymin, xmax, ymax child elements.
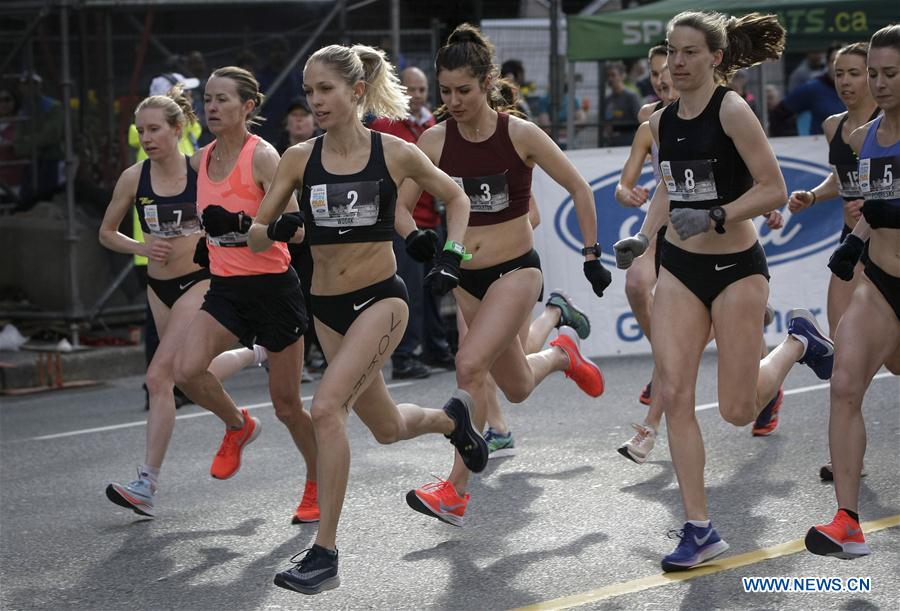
<box><xmin>550</xmin><ymin>326</ymin><xmax>604</xmax><ymax>397</ymax></box>
<box><xmin>292</xmin><ymin>480</ymin><xmax>320</xmax><ymax>524</ymax></box>
<box><xmin>639</xmin><ymin>381</ymin><xmax>652</xmax><ymax>406</ymax></box>
<box><xmin>805</xmin><ymin>509</ymin><xmax>870</xmax><ymax>559</ymax></box>
<box><xmin>210</xmin><ymin>408</ymin><xmax>260</xmax><ymax>480</ymax></box>
<box><xmin>752</xmin><ymin>387</ymin><xmax>784</xmax><ymax>436</ymax></box>
<box><xmin>406</xmin><ymin>479</ymin><xmax>469</xmax><ymax>527</ymax></box>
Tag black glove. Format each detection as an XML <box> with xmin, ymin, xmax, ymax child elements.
<box><xmin>404</xmin><ymin>229</ymin><xmax>439</xmax><ymax>263</ymax></box>
<box><xmin>425</xmin><ymin>250</ymin><xmax>462</xmax><ymax>296</ymax></box>
<box><xmin>201</xmin><ymin>205</ymin><xmax>251</xmax><ymax>237</ymax></box>
<box><xmin>584</xmin><ymin>259</ymin><xmax>612</xmax><ymax>297</ymax></box>
<box><xmin>193</xmin><ymin>237</ymin><xmax>209</xmax><ymax>268</ymax></box>
<box><xmin>266</xmin><ymin>211</ymin><xmax>305</xmax><ymax>242</ymax></box>
<box><xmin>827</xmin><ymin>234</ymin><xmax>865</xmax><ymax>281</ymax></box>
<box><xmin>861</xmin><ymin>199</ymin><xmax>900</xmax><ymax>229</ymax></box>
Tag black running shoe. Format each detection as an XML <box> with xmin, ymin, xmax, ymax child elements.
<box><xmin>273</xmin><ymin>544</ymin><xmax>339</xmax><ymax>595</ymax></box>
<box><xmin>443</xmin><ymin>389</ymin><xmax>488</xmax><ymax>473</ymax></box>
<box><xmin>391</xmin><ymin>358</ymin><xmax>431</xmax><ymax>380</ymax></box>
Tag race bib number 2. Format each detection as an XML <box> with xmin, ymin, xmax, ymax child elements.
<box><xmin>659</xmin><ymin>159</ymin><xmax>719</xmax><ymax>202</ymax></box>
<box><xmin>309</xmin><ymin>181</ymin><xmax>381</xmax><ymax>227</ymax></box>
<box><xmin>859</xmin><ymin>155</ymin><xmax>900</xmax><ymax>200</ymax></box>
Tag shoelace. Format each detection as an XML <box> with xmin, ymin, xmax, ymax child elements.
<box><xmin>419</xmin><ymin>476</ymin><xmax>451</xmax><ymax>494</ymax></box>
<box><xmin>667</xmin><ymin>528</ymin><xmax>685</xmax><ymax>540</ymax></box>
<box><xmin>630</xmin><ymin>423</ymin><xmax>651</xmax><ymax>444</ymax></box>
<box><xmin>289</xmin><ymin>547</ymin><xmax>315</xmax><ymax>566</ymax></box>
<box><xmin>216</xmin><ymin>427</ymin><xmax>245</xmax><ymax>457</ymax></box>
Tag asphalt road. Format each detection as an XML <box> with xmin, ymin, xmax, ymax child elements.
<box><xmin>1</xmin><ymin>352</ymin><xmax>898</xmax><ymax>611</ymax></box>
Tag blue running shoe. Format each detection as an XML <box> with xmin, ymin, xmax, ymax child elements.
<box><xmin>484</xmin><ymin>427</ymin><xmax>516</xmax><ymax>458</ymax></box>
<box><xmin>547</xmin><ymin>291</ymin><xmax>591</xmax><ymax>340</ymax></box>
<box><xmin>787</xmin><ymin>308</ymin><xmax>834</xmax><ymax>380</ymax></box>
<box><xmin>661</xmin><ymin>522</ymin><xmax>730</xmax><ymax>572</ymax></box>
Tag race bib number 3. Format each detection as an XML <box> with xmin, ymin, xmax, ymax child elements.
<box><xmin>859</xmin><ymin>155</ymin><xmax>900</xmax><ymax>200</ymax></box>
<box><xmin>659</xmin><ymin>159</ymin><xmax>719</xmax><ymax>202</ymax></box>
<box><xmin>453</xmin><ymin>173</ymin><xmax>510</xmax><ymax>213</ymax></box>
<box><xmin>309</xmin><ymin>181</ymin><xmax>381</xmax><ymax>227</ymax></box>
<box><xmin>832</xmin><ymin>163</ymin><xmax>861</xmax><ymax>199</ymax></box>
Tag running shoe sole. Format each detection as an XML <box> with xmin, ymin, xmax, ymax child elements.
<box><xmin>819</xmin><ymin>463</ymin><xmax>868</xmax><ymax>482</ymax></box>
<box><xmin>291</xmin><ymin>515</ymin><xmax>320</xmax><ymax>524</ymax></box>
<box><xmin>273</xmin><ymin>572</ymin><xmax>340</xmax><ymax>595</ymax></box>
<box><xmin>752</xmin><ymin>389</ymin><xmax>784</xmax><ymax>436</ymax></box>
<box><xmin>617</xmin><ymin>445</ymin><xmax>647</xmax><ymax>465</ymax></box>
<box><xmin>661</xmin><ymin>540</ymin><xmax>730</xmax><ymax>572</ymax></box>
<box><xmin>211</xmin><ymin>415</ymin><xmax>261</xmax><ymax>480</ymax></box>
<box><xmin>405</xmin><ymin>489</ymin><xmax>464</xmax><ymax>527</ymax></box>
<box><xmin>444</xmin><ymin>390</ymin><xmax>488</xmax><ymax>473</ymax></box>
<box><xmin>804</xmin><ymin>527</ymin><xmax>870</xmax><ymax>559</ymax></box>
<box><xmin>639</xmin><ymin>382</ymin><xmax>652</xmax><ymax>406</ymax></box>
<box><xmin>488</xmin><ymin>447</ymin><xmax>517</xmax><ymax>459</ymax></box>
<box><xmin>105</xmin><ymin>484</ymin><xmax>155</xmax><ymax>517</ymax></box>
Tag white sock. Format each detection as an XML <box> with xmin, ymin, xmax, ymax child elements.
<box><xmin>253</xmin><ymin>344</ymin><xmax>268</xmax><ymax>367</ymax></box>
<box><xmin>687</xmin><ymin>519</ymin><xmax>710</xmax><ymax>528</ymax></box>
<box><xmin>139</xmin><ymin>464</ymin><xmax>160</xmax><ymax>488</ymax></box>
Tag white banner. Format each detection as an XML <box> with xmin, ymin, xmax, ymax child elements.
<box><xmin>532</xmin><ymin>136</ymin><xmax>844</xmax><ymax>357</ymax></box>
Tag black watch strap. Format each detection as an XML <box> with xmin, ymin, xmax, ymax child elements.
<box><xmin>581</xmin><ymin>243</ymin><xmax>601</xmax><ymax>256</ymax></box>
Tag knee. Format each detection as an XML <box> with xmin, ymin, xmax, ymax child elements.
<box><xmin>720</xmin><ymin>399</ymin><xmax>756</xmax><ymax>427</ymax></box>
<box><xmin>454</xmin><ymin>351</ymin><xmax>485</xmax><ymax>389</ymax></box>
<box><xmin>310</xmin><ymin>399</ymin><xmax>344</xmax><ymax>436</ymax></box>
<box><xmin>370</xmin><ymin>419</ymin><xmax>402</xmax><ymax>445</ymax></box>
<box><xmin>830</xmin><ymin>368</ymin><xmax>866</xmax><ymax>407</ymax></box>
<box><xmin>655</xmin><ymin>382</ymin><xmax>693</xmax><ymax>421</ymax></box>
<box><xmin>501</xmin><ymin>385</ymin><xmax>530</xmax><ymax>404</ymax></box>
<box><xmin>625</xmin><ymin>275</ymin><xmax>651</xmax><ymax>306</ymax></box>
<box><xmin>145</xmin><ymin>365</ymin><xmax>173</xmax><ymax>397</ymax></box>
<box><xmin>272</xmin><ymin>394</ymin><xmax>306</xmax><ymax>427</ymax></box>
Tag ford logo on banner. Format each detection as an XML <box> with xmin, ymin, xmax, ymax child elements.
<box><xmin>554</xmin><ymin>156</ymin><xmax>845</xmax><ymax>267</ymax></box>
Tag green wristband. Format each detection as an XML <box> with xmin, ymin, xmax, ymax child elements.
<box><xmin>444</xmin><ymin>239</ymin><xmax>473</xmax><ymax>261</ymax></box>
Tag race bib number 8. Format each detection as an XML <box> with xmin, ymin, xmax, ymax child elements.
<box><xmin>659</xmin><ymin>159</ymin><xmax>719</xmax><ymax>202</ymax></box>
<box><xmin>453</xmin><ymin>173</ymin><xmax>510</xmax><ymax>213</ymax></box>
<box><xmin>858</xmin><ymin>155</ymin><xmax>900</xmax><ymax>200</ymax></box>
<box><xmin>309</xmin><ymin>181</ymin><xmax>381</xmax><ymax>227</ymax></box>
<box><xmin>832</xmin><ymin>163</ymin><xmax>861</xmax><ymax>199</ymax></box>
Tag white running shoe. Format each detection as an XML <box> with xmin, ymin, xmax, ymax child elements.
<box><xmin>106</xmin><ymin>469</ymin><xmax>156</xmax><ymax>517</ymax></box>
<box><xmin>617</xmin><ymin>423</ymin><xmax>657</xmax><ymax>464</ymax></box>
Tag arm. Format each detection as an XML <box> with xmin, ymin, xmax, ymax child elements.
<box><xmin>789</xmin><ymin>115</ymin><xmax>842</xmax><ymax>212</ymax></box>
<box><xmin>615</xmin><ymin>121</ymin><xmax>652</xmax><ymax>207</ymax></box>
<box><xmin>98</xmin><ymin>165</ymin><xmax>166</xmax><ymax>261</ymax></box>
<box><xmin>248</xmin><ymin>144</ymin><xmax>305</xmax><ymax>252</ymax></box>
<box><xmin>720</xmin><ymin>93</ymin><xmax>788</xmax><ymax>222</ymax></box>
<box><xmin>395</xmin><ymin>178</ymin><xmax>424</xmax><ymax>239</ymax></box>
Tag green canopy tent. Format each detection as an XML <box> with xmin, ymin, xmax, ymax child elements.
<box><xmin>567</xmin><ymin>0</ymin><xmax>896</xmax><ymax>61</ymax></box>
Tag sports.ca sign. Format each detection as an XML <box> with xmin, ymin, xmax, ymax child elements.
<box><xmin>531</xmin><ymin>136</ymin><xmax>839</xmax><ymax>357</ymax></box>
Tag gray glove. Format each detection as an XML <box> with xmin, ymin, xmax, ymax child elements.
<box><xmin>613</xmin><ymin>233</ymin><xmax>649</xmax><ymax>269</ymax></box>
<box><xmin>669</xmin><ymin>208</ymin><xmax>712</xmax><ymax>240</ymax></box>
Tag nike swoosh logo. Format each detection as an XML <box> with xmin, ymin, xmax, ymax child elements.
<box><xmin>439</xmin><ymin>501</ymin><xmax>466</xmax><ymax>512</ymax></box>
<box><xmin>294</xmin><ymin>567</ymin><xmax>333</xmax><ymax>579</ymax></box>
<box><xmin>338</xmin><ymin>229</ymin><xmax>353</xmax><ymax>235</ymax></box>
<box><xmin>499</xmin><ymin>267</ymin><xmax>522</xmax><ymax>278</ymax></box>
<box><xmin>714</xmin><ymin>263</ymin><xmax>736</xmax><ymax>271</ymax></box>
<box><xmin>677</xmin><ymin>137</ymin><xmax>687</xmax><ymax>142</ymax></box>
<box><xmin>439</xmin><ymin>269</ymin><xmax>458</xmax><ymax>279</ymax></box>
<box><xmin>694</xmin><ymin>531</ymin><xmax>712</xmax><ymax>546</ymax></box>
<box><xmin>846</xmin><ymin>527</ymin><xmax>861</xmax><ymax>536</ymax></box>
<box><xmin>353</xmin><ymin>297</ymin><xmax>376</xmax><ymax>311</ymax></box>
<box><xmin>179</xmin><ymin>281</ymin><xmax>196</xmax><ymax>290</ymax></box>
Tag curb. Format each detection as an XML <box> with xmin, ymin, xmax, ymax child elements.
<box><xmin>1</xmin><ymin>345</ymin><xmax>145</xmax><ymax>392</ymax></box>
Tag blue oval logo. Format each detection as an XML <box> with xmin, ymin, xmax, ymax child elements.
<box><xmin>554</xmin><ymin>155</ymin><xmax>844</xmax><ymax>267</ymax></box>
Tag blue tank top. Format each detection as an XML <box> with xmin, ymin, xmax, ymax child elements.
<box><xmin>300</xmin><ymin>131</ymin><xmax>396</xmax><ymax>245</ymax></box>
<box><xmin>859</xmin><ymin>116</ymin><xmax>900</xmax><ymax>204</ymax></box>
<box><xmin>134</xmin><ymin>155</ymin><xmax>200</xmax><ymax>238</ymax></box>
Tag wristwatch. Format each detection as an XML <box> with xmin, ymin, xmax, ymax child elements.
<box><xmin>581</xmin><ymin>243</ymin><xmax>601</xmax><ymax>257</ymax></box>
<box><xmin>709</xmin><ymin>206</ymin><xmax>726</xmax><ymax>234</ymax></box>
<box><xmin>444</xmin><ymin>239</ymin><xmax>473</xmax><ymax>261</ymax></box>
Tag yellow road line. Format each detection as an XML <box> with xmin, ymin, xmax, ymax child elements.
<box><xmin>513</xmin><ymin>514</ymin><xmax>900</xmax><ymax>611</ymax></box>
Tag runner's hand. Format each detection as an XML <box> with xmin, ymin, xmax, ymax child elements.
<box><xmin>583</xmin><ymin>259</ymin><xmax>612</xmax><ymax>297</ymax></box>
<box><xmin>425</xmin><ymin>250</ymin><xmax>462</xmax><ymax>296</ymax></box>
<box><xmin>613</xmin><ymin>233</ymin><xmax>649</xmax><ymax>269</ymax></box>
<box><xmin>827</xmin><ymin>234</ymin><xmax>864</xmax><ymax>281</ymax></box>
<box><xmin>201</xmin><ymin>205</ymin><xmax>251</xmax><ymax>237</ymax></box>
<box><xmin>405</xmin><ymin>229</ymin><xmax>439</xmax><ymax>263</ymax></box>
<box><xmin>266</xmin><ymin>212</ymin><xmax>305</xmax><ymax>242</ymax></box>
<box><xmin>193</xmin><ymin>238</ymin><xmax>209</xmax><ymax>268</ymax></box>
<box><xmin>670</xmin><ymin>208</ymin><xmax>712</xmax><ymax>240</ymax></box>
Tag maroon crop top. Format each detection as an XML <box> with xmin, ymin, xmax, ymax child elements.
<box><xmin>438</xmin><ymin>112</ymin><xmax>532</xmax><ymax>227</ymax></box>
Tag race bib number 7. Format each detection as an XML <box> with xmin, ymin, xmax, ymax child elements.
<box><xmin>309</xmin><ymin>180</ymin><xmax>381</xmax><ymax>227</ymax></box>
<box><xmin>659</xmin><ymin>159</ymin><xmax>719</xmax><ymax>202</ymax></box>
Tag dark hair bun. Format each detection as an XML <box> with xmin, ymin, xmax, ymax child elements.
<box><xmin>449</xmin><ymin>26</ymin><xmax>484</xmax><ymax>47</ymax></box>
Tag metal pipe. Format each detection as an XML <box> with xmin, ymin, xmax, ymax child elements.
<box><xmin>0</xmin><ymin>7</ymin><xmax>47</xmax><ymax>77</ymax></box>
<box><xmin>257</xmin><ymin>1</ymin><xmax>342</xmax><ymax>112</ymax></box>
<box><xmin>391</xmin><ymin>0</ymin><xmax>400</xmax><ymax>62</ymax></box>
<box><xmin>549</xmin><ymin>0</ymin><xmax>560</xmax><ymax>143</ymax></box>
<box><xmin>566</xmin><ymin>61</ymin><xmax>575</xmax><ymax>150</ymax></box>
<box><xmin>60</xmin><ymin>1</ymin><xmax>84</xmax><ymax>338</ymax></box>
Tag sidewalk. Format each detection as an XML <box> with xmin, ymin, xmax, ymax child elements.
<box><xmin>0</xmin><ymin>344</ymin><xmax>145</xmax><ymax>393</ymax></box>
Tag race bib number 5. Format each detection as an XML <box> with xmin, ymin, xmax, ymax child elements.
<box><xmin>859</xmin><ymin>155</ymin><xmax>900</xmax><ymax>200</ymax></box>
<box><xmin>309</xmin><ymin>181</ymin><xmax>381</xmax><ymax>227</ymax></box>
<box><xmin>453</xmin><ymin>173</ymin><xmax>510</xmax><ymax>213</ymax></box>
<box><xmin>659</xmin><ymin>159</ymin><xmax>719</xmax><ymax>202</ymax></box>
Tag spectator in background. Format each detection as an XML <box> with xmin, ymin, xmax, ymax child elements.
<box><xmin>603</xmin><ymin>61</ymin><xmax>641</xmax><ymax>146</ymax></box>
<box><xmin>765</xmin><ymin>84</ymin><xmax>796</xmax><ymax>137</ymax></box>
<box><xmin>13</xmin><ymin>71</ymin><xmax>63</xmax><ymax>207</ymax></box>
<box><xmin>369</xmin><ymin>66</ymin><xmax>456</xmax><ymax>378</ymax></box>
<box><xmin>186</xmin><ymin>51</ymin><xmax>211</xmax><ymax>145</ymax></box>
<box><xmin>729</xmin><ymin>69</ymin><xmax>758</xmax><ymax>117</ymax></box>
<box><xmin>625</xmin><ymin>58</ymin><xmax>645</xmax><ymax>96</ymax></box>
<box><xmin>0</xmin><ymin>83</ymin><xmax>23</xmax><ymax>201</ymax></box>
<box><xmin>536</xmin><ymin>78</ymin><xmax>586</xmax><ymax>129</ymax></box>
<box><xmin>256</xmin><ymin>36</ymin><xmax>303</xmax><ymax>145</ymax></box>
<box><xmin>235</xmin><ymin>49</ymin><xmax>258</xmax><ymax>73</ymax></box>
<box><xmin>787</xmin><ymin>50</ymin><xmax>825</xmax><ymax>93</ymax></box>
<box><xmin>501</xmin><ymin>59</ymin><xmax>534</xmax><ymax>117</ymax></box>
<box><xmin>770</xmin><ymin>44</ymin><xmax>845</xmax><ymax>135</ymax></box>
<box><xmin>276</xmin><ymin>96</ymin><xmax>320</xmax><ymax>153</ymax></box>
